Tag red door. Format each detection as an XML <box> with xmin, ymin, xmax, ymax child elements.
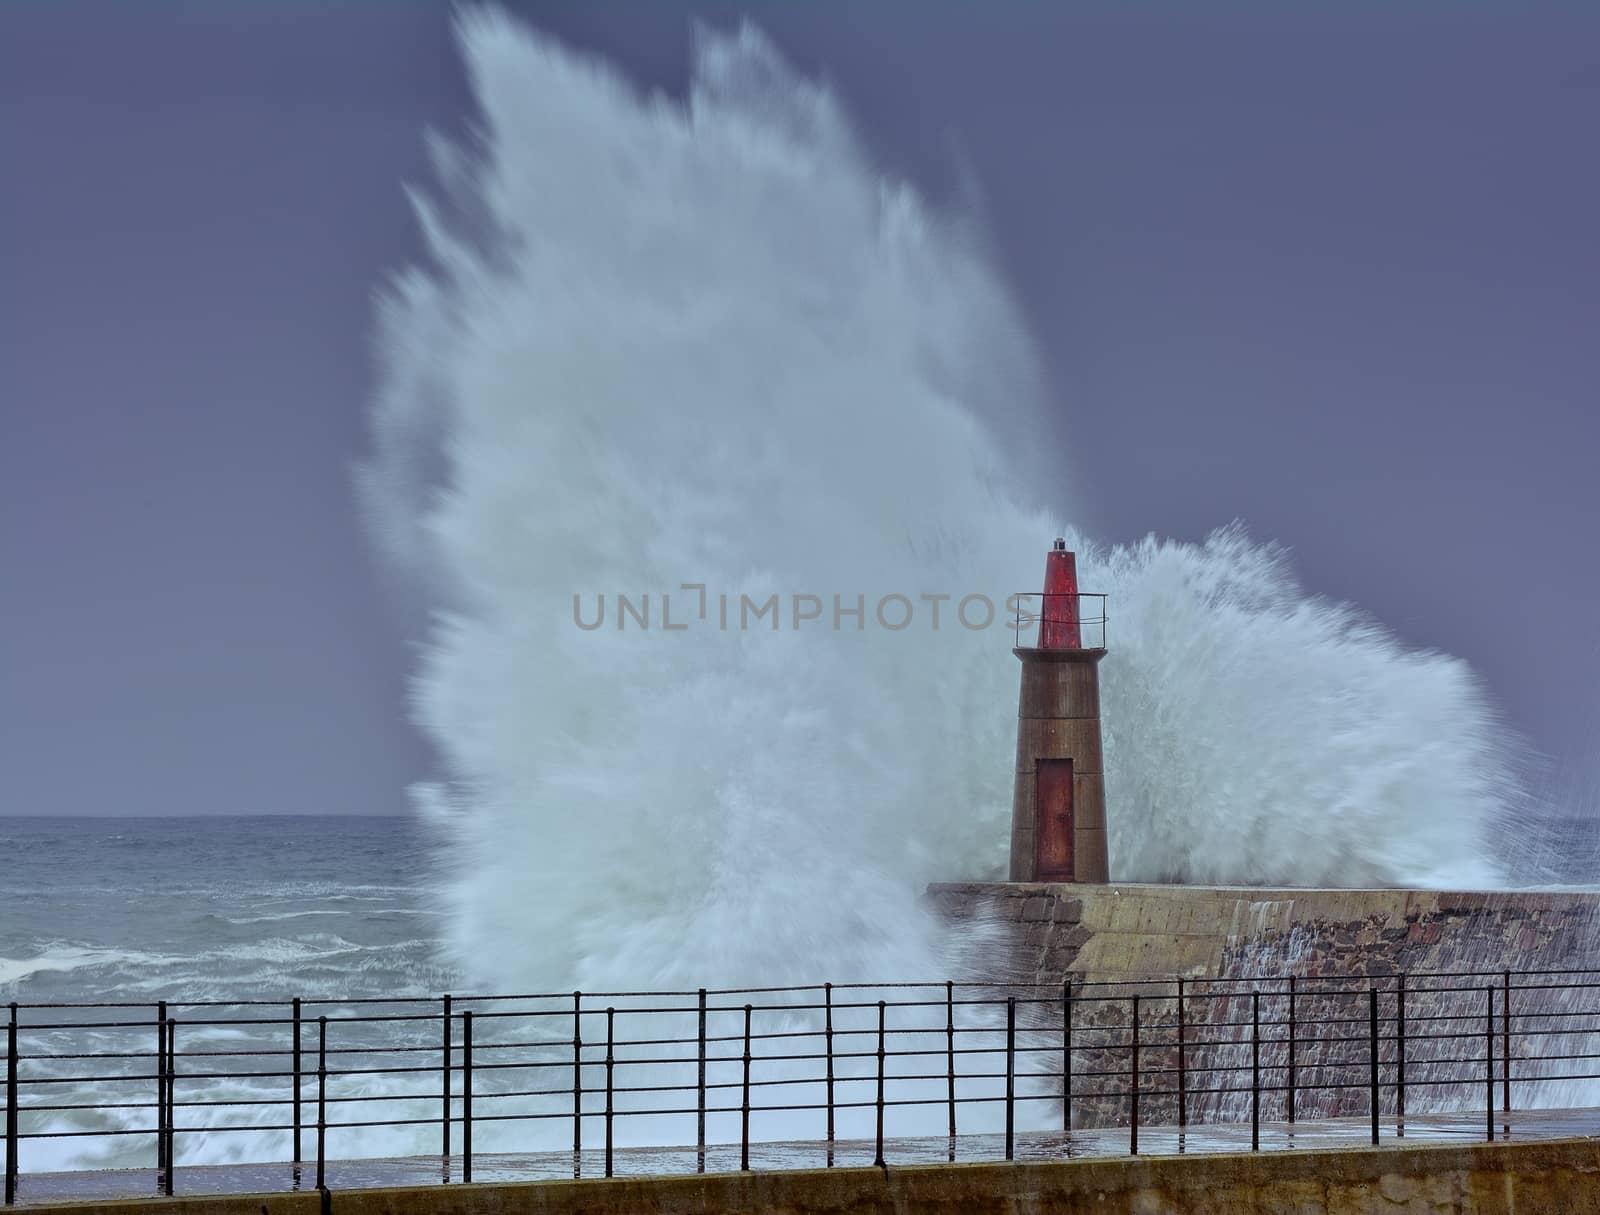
<box><xmin>1035</xmin><ymin>758</ymin><xmax>1075</xmax><ymax>881</ymax></box>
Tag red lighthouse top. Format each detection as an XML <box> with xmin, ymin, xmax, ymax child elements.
<box><xmin>1040</xmin><ymin>538</ymin><xmax>1081</xmax><ymax>650</ymax></box>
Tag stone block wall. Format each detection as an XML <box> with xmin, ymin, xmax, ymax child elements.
<box><xmin>927</xmin><ymin>883</ymin><xmax>1600</xmax><ymax>987</ymax></box>
<box><xmin>926</xmin><ymin>882</ymin><xmax>1600</xmax><ymax>1127</ymax></box>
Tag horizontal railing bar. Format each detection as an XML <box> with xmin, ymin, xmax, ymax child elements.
<box><xmin>14</xmin><ymin>966</ymin><xmax>1600</xmax><ymax>1012</ymax></box>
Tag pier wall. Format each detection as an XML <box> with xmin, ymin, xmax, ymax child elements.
<box><xmin>43</xmin><ymin>1138</ymin><xmax>1600</xmax><ymax>1215</ymax></box>
<box><xmin>925</xmin><ymin>883</ymin><xmax>1599</xmax><ymax>986</ymax></box>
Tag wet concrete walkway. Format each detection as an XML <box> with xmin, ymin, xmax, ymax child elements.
<box><xmin>10</xmin><ymin>1107</ymin><xmax>1600</xmax><ymax>1206</ymax></box>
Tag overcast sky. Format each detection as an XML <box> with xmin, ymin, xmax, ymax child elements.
<box><xmin>2</xmin><ymin>2</ymin><xmax>1596</xmax><ymax>817</ymax></box>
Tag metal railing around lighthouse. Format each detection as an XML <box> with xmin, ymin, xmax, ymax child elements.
<box><xmin>1009</xmin><ymin>592</ymin><xmax>1108</xmax><ymax>650</ymax></box>
<box><xmin>3</xmin><ymin>968</ymin><xmax>1598</xmax><ymax>1202</ymax></box>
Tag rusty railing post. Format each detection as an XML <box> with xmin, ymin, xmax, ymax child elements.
<box><xmin>4</xmin><ymin>1003</ymin><xmax>16</xmax><ymax>1206</ymax></box>
<box><xmin>441</xmin><ymin>994</ymin><xmax>452</xmax><ymax>1163</ymax></box>
<box><xmin>316</xmin><ymin>1016</ymin><xmax>327</xmax><ymax>1193</ymax></box>
<box><xmin>156</xmin><ymin>1001</ymin><xmax>168</xmax><ymax>1183</ymax></box>
<box><xmin>1369</xmin><ymin>986</ymin><xmax>1382</xmax><ymax>1152</ymax></box>
<box><xmin>740</xmin><ymin>1004</ymin><xmax>752</xmax><ymax>1172</ymax></box>
<box><xmin>1503</xmin><ymin>969</ymin><xmax>1512</xmax><ymax>1114</ymax></box>
<box><xmin>696</xmin><ymin>988</ymin><xmax>707</xmax><ymax>1172</ymax></box>
<box><xmin>824</xmin><ymin>983</ymin><xmax>835</xmax><ymax>1150</ymax></box>
<box><xmin>1368</xmin><ymin>989</ymin><xmax>1379</xmax><ymax>1146</ymax></box>
<box><xmin>1130</xmin><ymin>995</ymin><xmax>1140</xmax><ymax>1156</ymax></box>
<box><xmin>1065</xmin><ymin>986</ymin><xmax>1075</xmax><ymax>1134</ymax></box>
<box><xmin>604</xmin><ymin>1007</ymin><xmax>615</xmax><ymax>1180</ymax></box>
<box><xmin>1061</xmin><ymin>981</ymin><xmax>1072</xmax><ymax>1134</ymax></box>
<box><xmin>874</xmin><ymin>1000</ymin><xmax>887</xmax><ymax>1168</ymax></box>
<box><xmin>1176</xmin><ymin>978</ymin><xmax>1186</xmax><ymax>1130</ymax></box>
<box><xmin>291</xmin><ymin>997</ymin><xmax>302</xmax><ymax>1164</ymax></box>
<box><xmin>5</xmin><ymin>1003</ymin><xmax>17</xmax><ymax>1207</ymax></box>
<box><xmin>1396</xmin><ymin>975</ymin><xmax>1406</xmax><ymax>1124</ymax></box>
<box><xmin>947</xmin><ymin>982</ymin><xmax>958</xmax><ymax>1141</ymax></box>
<box><xmin>1286</xmin><ymin>977</ymin><xmax>1296</xmax><ymax>1124</ymax></box>
<box><xmin>572</xmin><ymin>992</ymin><xmax>583</xmax><ymax>1161</ymax></box>
<box><xmin>1004</xmin><ymin>997</ymin><xmax>1015</xmax><ymax>1162</ymax></box>
<box><xmin>162</xmin><ymin>1020</ymin><xmax>176</xmax><ymax>1195</ymax></box>
<box><xmin>462</xmin><ymin>1010</ymin><xmax>473</xmax><ymax>1184</ymax></box>
<box><xmin>1250</xmin><ymin>991</ymin><xmax>1260</xmax><ymax>1152</ymax></box>
<box><xmin>1486</xmin><ymin>986</ymin><xmax>1495</xmax><ymax>1143</ymax></box>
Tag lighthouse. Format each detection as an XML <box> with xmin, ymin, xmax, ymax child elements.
<box><xmin>1008</xmin><ymin>540</ymin><xmax>1109</xmax><ymax>883</ymax></box>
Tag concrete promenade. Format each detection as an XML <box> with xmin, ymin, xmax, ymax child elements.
<box><xmin>9</xmin><ymin>1106</ymin><xmax>1600</xmax><ymax>1212</ymax></box>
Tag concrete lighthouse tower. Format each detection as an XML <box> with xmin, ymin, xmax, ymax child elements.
<box><xmin>1008</xmin><ymin>540</ymin><xmax>1109</xmax><ymax>883</ymax></box>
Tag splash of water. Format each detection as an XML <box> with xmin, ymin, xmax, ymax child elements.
<box><xmin>360</xmin><ymin>10</ymin><xmax>1512</xmax><ymax>996</ymax></box>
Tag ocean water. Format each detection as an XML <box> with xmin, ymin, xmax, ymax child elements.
<box><xmin>0</xmin><ymin>816</ymin><xmax>466</xmax><ymax>1172</ymax></box>
<box><xmin>0</xmin><ymin>817</ymin><xmax>448</xmax><ymax>1004</ymax></box>
<box><xmin>0</xmin><ymin>816</ymin><xmax>999</xmax><ymax>1173</ymax></box>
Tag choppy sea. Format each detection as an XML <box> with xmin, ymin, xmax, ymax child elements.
<box><xmin>0</xmin><ymin>817</ymin><xmax>449</xmax><ymax>1003</ymax></box>
<box><xmin>0</xmin><ymin>816</ymin><xmax>958</xmax><ymax>1174</ymax></box>
<box><xmin>1</xmin><ymin>816</ymin><xmax>464</xmax><ymax>1171</ymax></box>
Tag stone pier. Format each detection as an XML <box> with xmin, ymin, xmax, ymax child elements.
<box><xmin>926</xmin><ymin>883</ymin><xmax>1600</xmax><ymax>986</ymax></box>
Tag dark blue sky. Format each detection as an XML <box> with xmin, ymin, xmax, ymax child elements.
<box><xmin>2</xmin><ymin>2</ymin><xmax>1596</xmax><ymax>816</ymax></box>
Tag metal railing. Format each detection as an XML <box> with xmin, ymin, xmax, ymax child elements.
<box><xmin>1009</xmin><ymin>592</ymin><xmax>1108</xmax><ymax>650</ymax></box>
<box><xmin>4</xmin><ymin>967</ymin><xmax>1600</xmax><ymax>1202</ymax></box>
